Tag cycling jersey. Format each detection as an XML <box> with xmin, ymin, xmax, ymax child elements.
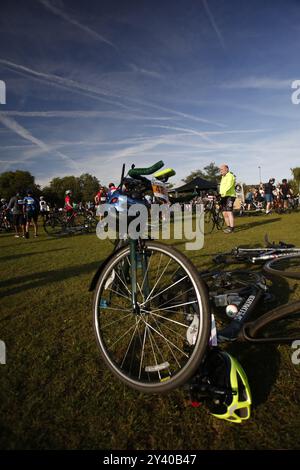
<box><xmin>95</xmin><ymin>189</ymin><xmax>107</xmax><ymax>204</ymax></box>
<box><xmin>64</xmin><ymin>195</ymin><xmax>73</xmax><ymax>211</ymax></box>
<box><xmin>40</xmin><ymin>200</ymin><xmax>48</xmax><ymax>212</ymax></box>
<box><xmin>7</xmin><ymin>196</ymin><xmax>24</xmax><ymax>215</ymax></box>
<box><xmin>220</xmin><ymin>172</ymin><xmax>236</xmax><ymax>197</ymax></box>
<box><xmin>264</xmin><ymin>182</ymin><xmax>275</xmax><ymax>195</ymax></box>
<box><xmin>24</xmin><ymin>196</ymin><xmax>39</xmax><ymax>214</ymax></box>
<box><xmin>280</xmin><ymin>183</ymin><xmax>291</xmax><ymax>197</ymax></box>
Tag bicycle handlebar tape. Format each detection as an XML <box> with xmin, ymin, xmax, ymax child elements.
<box><xmin>128</xmin><ymin>160</ymin><xmax>164</xmax><ymax>177</ymax></box>
<box><xmin>154</xmin><ymin>168</ymin><xmax>176</xmax><ymax>181</ymax></box>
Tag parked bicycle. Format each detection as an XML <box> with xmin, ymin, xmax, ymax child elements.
<box><xmin>203</xmin><ymin>196</ymin><xmax>224</xmax><ymax>234</ymax></box>
<box><xmin>90</xmin><ymin>161</ymin><xmax>211</xmax><ymax>393</ymax></box>
<box><xmin>43</xmin><ymin>208</ymin><xmax>96</xmax><ymax>237</ymax></box>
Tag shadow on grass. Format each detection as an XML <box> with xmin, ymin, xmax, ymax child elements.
<box><xmin>226</xmin><ymin>275</ymin><xmax>293</xmax><ymax>408</ymax></box>
<box><xmin>0</xmin><ymin>260</ymin><xmax>103</xmax><ymax>299</ymax></box>
<box><xmin>0</xmin><ymin>248</ymin><xmax>69</xmax><ymax>262</ymax></box>
<box><xmin>235</xmin><ymin>217</ymin><xmax>282</xmax><ymax>232</ymax></box>
<box><xmin>227</xmin><ymin>342</ymin><xmax>281</xmax><ymax>408</ymax></box>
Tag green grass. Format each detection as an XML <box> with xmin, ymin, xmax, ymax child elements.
<box><xmin>0</xmin><ymin>211</ymin><xmax>300</xmax><ymax>450</ymax></box>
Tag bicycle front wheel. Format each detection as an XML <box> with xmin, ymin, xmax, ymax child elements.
<box><xmin>215</xmin><ymin>210</ymin><xmax>225</xmax><ymax>230</ymax></box>
<box><xmin>204</xmin><ymin>210</ymin><xmax>215</xmax><ymax>234</ymax></box>
<box><xmin>93</xmin><ymin>241</ymin><xmax>210</xmax><ymax>393</ymax></box>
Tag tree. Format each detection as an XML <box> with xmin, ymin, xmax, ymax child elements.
<box><xmin>47</xmin><ymin>173</ymin><xmax>100</xmax><ymax>205</ymax></box>
<box><xmin>182</xmin><ymin>169</ymin><xmax>206</xmax><ymax>184</ymax></box>
<box><xmin>183</xmin><ymin>162</ymin><xmax>221</xmax><ymax>184</ymax></box>
<box><xmin>48</xmin><ymin>176</ymin><xmax>82</xmax><ymax>205</ymax></box>
<box><xmin>291</xmin><ymin>167</ymin><xmax>300</xmax><ymax>193</ymax></box>
<box><xmin>202</xmin><ymin>162</ymin><xmax>221</xmax><ymax>182</ymax></box>
<box><xmin>78</xmin><ymin>173</ymin><xmax>100</xmax><ymax>202</ymax></box>
<box><xmin>0</xmin><ymin>170</ymin><xmax>39</xmax><ymax>200</ymax></box>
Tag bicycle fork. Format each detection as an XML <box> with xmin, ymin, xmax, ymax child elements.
<box><xmin>129</xmin><ymin>239</ymin><xmax>150</xmax><ymax>314</ymax></box>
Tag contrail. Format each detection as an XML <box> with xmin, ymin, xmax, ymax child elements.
<box><xmin>202</xmin><ymin>0</ymin><xmax>226</xmax><ymax>51</ymax></box>
<box><xmin>0</xmin><ymin>59</ymin><xmax>225</xmax><ymax>127</ymax></box>
<box><xmin>0</xmin><ymin>59</ymin><xmax>131</xmax><ymax>110</ymax></box>
<box><xmin>38</xmin><ymin>0</ymin><xmax>117</xmax><ymax>50</ymax></box>
<box><xmin>0</xmin><ymin>114</ymin><xmax>79</xmax><ymax>171</ymax></box>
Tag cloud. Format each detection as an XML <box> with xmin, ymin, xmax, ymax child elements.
<box><xmin>0</xmin><ymin>110</ymin><xmax>174</xmax><ymax>121</ymax></box>
<box><xmin>38</xmin><ymin>0</ymin><xmax>117</xmax><ymax>49</ymax></box>
<box><xmin>221</xmin><ymin>77</ymin><xmax>292</xmax><ymax>89</ymax></box>
<box><xmin>0</xmin><ymin>114</ymin><xmax>79</xmax><ymax>171</ymax></box>
<box><xmin>0</xmin><ymin>59</ymin><xmax>226</xmax><ymax>127</ymax></box>
<box><xmin>0</xmin><ymin>59</ymin><xmax>130</xmax><ymax>109</ymax></box>
<box><xmin>202</xmin><ymin>0</ymin><xmax>226</xmax><ymax>51</ymax></box>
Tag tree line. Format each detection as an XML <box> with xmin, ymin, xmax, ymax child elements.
<box><xmin>0</xmin><ymin>171</ymin><xmax>101</xmax><ymax>206</ymax></box>
<box><xmin>0</xmin><ymin>164</ymin><xmax>299</xmax><ymax>206</ymax></box>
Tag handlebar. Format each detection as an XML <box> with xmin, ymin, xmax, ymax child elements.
<box><xmin>128</xmin><ymin>160</ymin><xmax>164</xmax><ymax>178</ymax></box>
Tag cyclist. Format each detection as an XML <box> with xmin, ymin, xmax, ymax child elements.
<box><xmin>94</xmin><ymin>185</ymin><xmax>107</xmax><ymax>220</ymax></box>
<box><xmin>64</xmin><ymin>190</ymin><xmax>74</xmax><ymax>219</ymax></box>
<box><xmin>244</xmin><ymin>189</ymin><xmax>254</xmax><ymax>211</ymax></box>
<box><xmin>219</xmin><ymin>164</ymin><xmax>236</xmax><ymax>234</ymax></box>
<box><xmin>94</xmin><ymin>185</ymin><xmax>106</xmax><ymax>206</ymax></box>
<box><xmin>280</xmin><ymin>179</ymin><xmax>293</xmax><ymax>211</ymax></box>
<box><xmin>108</xmin><ymin>182</ymin><xmax>117</xmax><ymax>196</ymax></box>
<box><xmin>7</xmin><ymin>192</ymin><xmax>25</xmax><ymax>238</ymax></box>
<box><xmin>264</xmin><ymin>178</ymin><xmax>275</xmax><ymax>214</ymax></box>
<box><xmin>23</xmin><ymin>189</ymin><xmax>39</xmax><ymax>238</ymax></box>
<box><xmin>39</xmin><ymin>196</ymin><xmax>49</xmax><ymax>221</ymax></box>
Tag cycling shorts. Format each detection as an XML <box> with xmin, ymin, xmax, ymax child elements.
<box><xmin>13</xmin><ymin>214</ymin><xmax>25</xmax><ymax>226</ymax></box>
<box><xmin>220</xmin><ymin>196</ymin><xmax>235</xmax><ymax>212</ymax></box>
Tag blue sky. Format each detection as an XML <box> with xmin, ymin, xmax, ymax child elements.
<box><xmin>0</xmin><ymin>0</ymin><xmax>300</xmax><ymax>188</ymax></box>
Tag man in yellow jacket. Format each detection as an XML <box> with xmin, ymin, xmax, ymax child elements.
<box><xmin>219</xmin><ymin>164</ymin><xmax>236</xmax><ymax>233</ymax></box>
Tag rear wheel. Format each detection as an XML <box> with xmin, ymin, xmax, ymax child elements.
<box><xmin>43</xmin><ymin>217</ymin><xmax>66</xmax><ymax>237</ymax></box>
<box><xmin>246</xmin><ymin>301</ymin><xmax>300</xmax><ymax>342</ymax></box>
<box><xmin>263</xmin><ymin>254</ymin><xmax>300</xmax><ymax>279</ymax></box>
<box><xmin>93</xmin><ymin>240</ymin><xmax>210</xmax><ymax>393</ymax></box>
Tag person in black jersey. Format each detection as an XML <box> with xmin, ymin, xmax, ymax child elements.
<box><xmin>264</xmin><ymin>178</ymin><xmax>275</xmax><ymax>214</ymax></box>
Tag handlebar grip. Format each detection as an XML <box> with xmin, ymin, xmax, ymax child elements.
<box><xmin>128</xmin><ymin>160</ymin><xmax>164</xmax><ymax>177</ymax></box>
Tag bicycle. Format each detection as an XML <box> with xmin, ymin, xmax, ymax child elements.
<box><xmin>203</xmin><ymin>196</ymin><xmax>224</xmax><ymax>234</ymax></box>
<box><xmin>213</xmin><ymin>234</ymin><xmax>300</xmax><ymax>265</ymax></box>
<box><xmin>43</xmin><ymin>208</ymin><xmax>93</xmax><ymax>237</ymax></box>
<box><xmin>207</xmin><ymin>235</ymin><xmax>300</xmax><ymax>342</ymax></box>
<box><xmin>0</xmin><ymin>209</ymin><xmax>12</xmax><ymax>232</ymax></box>
<box><xmin>90</xmin><ymin>161</ymin><xmax>211</xmax><ymax>393</ymax></box>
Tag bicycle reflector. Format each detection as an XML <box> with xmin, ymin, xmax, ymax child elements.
<box><xmin>207</xmin><ymin>350</ymin><xmax>252</xmax><ymax>423</ymax></box>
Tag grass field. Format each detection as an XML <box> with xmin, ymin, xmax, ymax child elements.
<box><xmin>1</xmin><ymin>211</ymin><xmax>300</xmax><ymax>450</ymax></box>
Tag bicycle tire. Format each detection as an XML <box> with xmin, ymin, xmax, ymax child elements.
<box><xmin>93</xmin><ymin>240</ymin><xmax>210</xmax><ymax>393</ymax></box>
<box><xmin>215</xmin><ymin>210</ymin><xmax>225</xmax><ymax>230</ymax></box>
<box><xmin>43</xmin><ymin>217</ymin><xmax>67</xmax><ymax>237</ymax></box>
<box><xmin>244</xmin><ymin>300</ymin><xmax>300</xmax><ymax>341</ymax></box>
<box><xmin>204</xmin><ymin>210</ymin><xmax>215</xmax><ymax>235</ymax></box>
<box><xmin>263</xmin><ymin>254</ymin><xmax>300</xmax><ymax>279</ymax></box>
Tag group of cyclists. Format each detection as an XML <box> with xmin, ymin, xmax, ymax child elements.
<box><xmin>0</xmin><ymin>190</ymin><xmax>46</xmax><ymax>238</ymax></box>
<box><xmin>1</xmin><ymin>173</ymin><xmax>298</xmax><ymax>239</ymax></box>
<box><xmin>0</xmin><ymin>183</ymin><xmax>119</xmax><ymax>238</ymax></box>
<box><xmin>244</xmin><ymin>178</ymin><xmax>297</xmax><ymax>214</ymax></box>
